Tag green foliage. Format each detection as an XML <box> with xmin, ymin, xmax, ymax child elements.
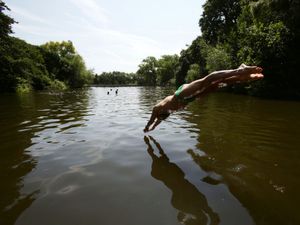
<box><xmin>175</xmin><ymin>37</ymin><xmax>208</xmax><ymax>86</ymax></box>
<box><xmin>156</xmin><ymin>55</ymin><xmax>179</xmax><ymax>86</ymax></box>
<box><xmin>237</xmin><ymin>21</ymin><xmax>289</xmax><ymax>64</ymax></box>
<box><xmin>199</xmin><ymin>0</ymin><xmax>241</xmax><ymax>45</ymax></box>
<box><xmin>0</xmin><ymin>0</ymin><xmax>16</xmax><ymax>39</ymax></box>
<box><xmin>205</xmin><ymin>45</ymin><xmax>232</xmax><ymax>73</ymax></box>
<box><xmin>15</xmin><ymin>77</ymin><xmax>31</xmax><ymax>93</ymax></box>
<box><xmin>186</xmin><ymin>64</ymin><xmax>200</xmax><ymax>83</ymax></box>
<box><xmin>0</xmin><ymin>37</ymin><xmax>93</xmax><ymax>92</ymax></box>
<box><xmin>41</xmin><ymin>40</ymin><xmax>75</xmax><ymax>58</ymax></box>
<box><xmin>94</xmin><ymin>71</ymin><xmax>137</xmax><ymax>85</ymax></box>
<box><xmin>40</xmin><ymin>41</ymin><xmax>93</xmax><ymax>88</ymax></box>
<box><xmin>136</xmin><ymin>56</ymin><xmax>158</xmax><ymax>86</ymax></box>
<box><xmin>0</xmin><ymin>37</ymin><xmax>50</xmax><ymax>92</ymax></box>
<box><xmin>234</xmin><ymin>0</ymin><xmax>299</xmax><ymax>98</ymax></box>
<box><xmin>49</xmin><ymin>79</ymin><xmax>67</xmax><ymax>91</ymax></box>
<box><xmin>135</xmin><ymin>55</ymin><xmax>179</xmax><ymax>86</ymax></box>
<box><xmin>0</xmin><ymin>1</ymin><xmax>93</xmax><ymax>93</ymax></box>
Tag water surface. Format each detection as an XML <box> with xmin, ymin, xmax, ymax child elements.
<box><xmin>0</xmin><ymin>87</ymin><xmax>299</xmax><ymax>225</ymax></box>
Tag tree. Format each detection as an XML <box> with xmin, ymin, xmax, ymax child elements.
<box><xmin>199</xmin><ymin>0</ymin><xmax>241</xmax><ymax>45</ymax></box>
<box><xmin>205</xmin><ymin>45</ymin><xmax>232</xmax><ymax>73</ymax></box>
<box><xmin>41</xmin><ymin>41</ymin><xmax>93</xmax><ymax>88</ymax></box>
<box><xmin>234</xmin><ymin>0</ymin><xmax>299</xmax><ymax>98</ymax></box>
<box><xmin>175</xmin><ymin>37</ymin><xmax>208</xmax><ymax>86</ymax></box>
<box><xmin>93</xmin><ymin>71</ymin><xmax>137</xmax><ymax>85</ymax></box>
<box><xmin>0</xmin><ymin>0</ymin><xmax>16</xmax><ymax>39</ymax></box>
<box><xmin>136</xmin><ymin>56</ymin><xmax>158</xmax><ymax>86</ymax></box>
<box><xmin>186</xmin><ymin>64</ymin><xmax>201</xmax><ymax>83</ymax></box>
<box><xmin>156</xmin><ymin>54</ymin><xmax>179</xmax><ymax>86</ymax></box>
<box><xmin>41</xmin><ymin>41</ymin><xmax>76</xmax><ymax>58</ymax></box>
<box><xmin>0</xmin><ymin>37</ymin><xmax>51</xmax><ymax>92</ymax></box>
<box><xmin>196</xmin><ymin>0</ymin><xmax>300</xmax><ymax>98</ymax></box>
<box><xmin>0</xmin><ymin>1</ymin><xmax>93</xmax><ymax>92</ymax></box>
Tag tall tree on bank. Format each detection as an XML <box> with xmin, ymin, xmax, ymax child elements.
<box><xmin>136</xmin><ymin>56</ymin><xmax>158</xmax><ymax>86</ymax></box>
<box><xmin>175</xmin><ymin>37</ymin><xmax>208</xmax><ymax>87</ymax></box>
<box><xmin>156</xmin><ymin>54</ymin><xmax>179</xmax><ymax>86</ymax></box>
<box><xmin>0</xmin><ymin>0</ymin><xmax>16</xmax><ymax>39</ymax></box>
<box><xmin>199</xmin><ymin>0</ymin><xmax>241</xmax><ymax>45</ymax></box>
<box><xmin>41</xmin><ymin>41</ymin><xmax>93</xmax><ymax>88</ymax></box>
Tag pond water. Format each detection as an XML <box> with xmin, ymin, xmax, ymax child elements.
<box><xmin>0</xmin><ymin>87</ymin><xmax>300</xmax><ymax>225</ymax></box>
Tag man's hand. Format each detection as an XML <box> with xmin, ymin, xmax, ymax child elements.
<box><xmin>144</xmin><ymin>106</ymin><xmax>160</xmax><ymax>133</ymax></box>
<box><xmin>144</xmin><ymin>96</ymin><xmax>173</xmax><ymax>132</ymax></box>
<box><xmin>144</xmin><ymin>104</ymin><xmax>169</xmax><ymax>132</ymax></box>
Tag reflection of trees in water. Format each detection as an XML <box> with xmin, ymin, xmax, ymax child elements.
<box><xmin>0</xmin><ymin>94</ymin><xmax>38</xmax><ymax>224</ymax></box>
<box><xmin>185</xmin><ymin>93</ymin><xmax>300</xmax><ymax>225</ymax></box>
<box><xmin>144</xmin><ymin>136</ymin><xmax>219</xmax><ymax>225</ymax></box>
<box><xmin>138</xmin><ymin>86</ymin><xmax>175</xmax><ymax>109</ymax></box>
<box><xmin>0</xmin><ymin>89</ymin><xmax>91</xmax><ymax>224</ymax></box>
<box><xmin>38</xmin><ymin>89</ymin><xmax>91</xmax><ymax>130</ymax></box>
<box><xmin>0</xmin><ymin>132</ymin><xmax>37</xmax><ymax>225</ymax></box>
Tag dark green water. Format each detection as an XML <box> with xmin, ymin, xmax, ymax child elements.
<box><xmin>0</xmin><ymin>87</ymin><xmax>299</xmax><ymax>225</ymax></box>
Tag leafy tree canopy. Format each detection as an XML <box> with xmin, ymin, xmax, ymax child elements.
<box><xmin>0</xmin><ymin>0</ymin><xmax>16</xmax><ymax>38</ymax></box>
<box><xmin>136</xmin><ymin>56</ymin><xmax>158</xmax><ymax>86</ymax></box>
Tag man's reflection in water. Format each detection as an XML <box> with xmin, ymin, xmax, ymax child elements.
<box><xmin>144</xmin><ymin>136</ymin><xmax>219</xmax><ymax>225</ymax></box>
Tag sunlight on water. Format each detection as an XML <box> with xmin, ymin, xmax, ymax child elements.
<box><xmin>0</xmin><ymin>87</ymin><xmax>300</xmax><ymax>225</ymax></box>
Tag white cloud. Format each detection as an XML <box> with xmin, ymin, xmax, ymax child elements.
<box><xmin>9</xmin><ymin>5</ymin><xmax>52</xmax><ymax>26</ymax></box>
<box><xmin>71</xmin><ymin>25</ymin><xmax>165</xmax><ymax>72</ymax></box>
<box><xmin>14</xmin><ymin>24</ymin><xmax>69</xmax><ymax>38</ymax></box>
<box><xmin>68</xmin><ymin>0</ymin><xmax>109</xmax><ymax>26</ymax></box>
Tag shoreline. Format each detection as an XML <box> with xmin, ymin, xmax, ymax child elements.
<box><xmin>90</xmin><ymin>84</ymin><xmax>139</xmax><ymax>87</ymax></box>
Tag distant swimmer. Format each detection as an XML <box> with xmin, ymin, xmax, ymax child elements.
<box><xmin>115</xmin><ymin>89</ymin><xmax>118</xmax><ymax>95</ymax></box>
<box><xmin>144</xmin><ymin>64</ymin><xmax>264</xmax><ymax>132</ymax></box>
<box><xmin>107</xmin><ymin>91</ymin><xmax>109</xmax><ymax>95</ymax></box>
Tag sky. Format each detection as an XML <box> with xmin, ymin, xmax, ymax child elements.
<box><xmin>7</xmin><ymin>0</ymin><xmax>205</xmax><ymax>73</ymax></box>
